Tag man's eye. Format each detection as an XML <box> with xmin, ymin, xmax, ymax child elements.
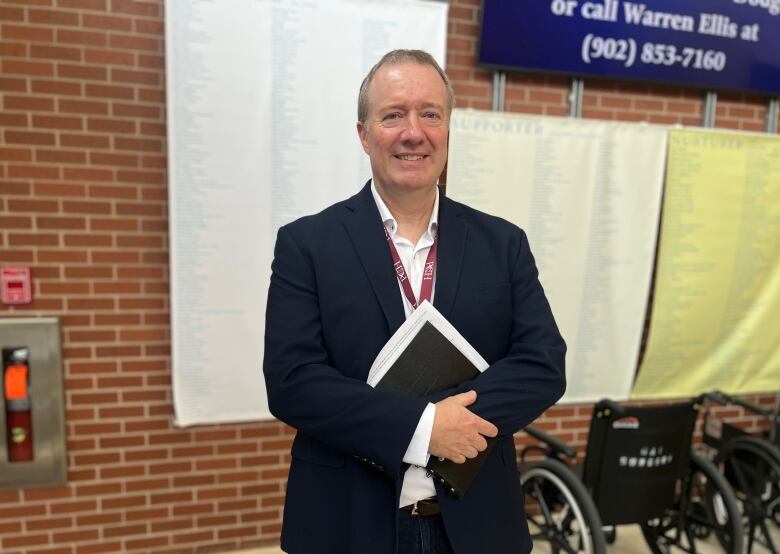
<box><xmin>383</xmin><ymin>112</ymin><xmax>402</xmax><ymax>120</ymax></box>
<box><xmin>423</xmin><ymin>112</ymin><xmax>441</xmax><ymax>119</ymax></box>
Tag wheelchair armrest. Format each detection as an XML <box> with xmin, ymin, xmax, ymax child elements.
<box><xmin>524</xmin><ymin>426</ymin><xmax>577</xmax><ymax>459</ymax></box>
<box><xmin>712</xmin><ymin>390</ymin><xmax>772</xmax><ymax>417</ymax></box>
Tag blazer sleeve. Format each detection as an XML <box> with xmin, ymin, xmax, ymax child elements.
<box><xmin>263</xmin><ymin>224</ymin><xmax>428</xmax><ymax>478</ymax></box>
<box><xmin>452</xmin><ymin>229</ymin><xmax>567</xmax><ymax>437</ymax></box>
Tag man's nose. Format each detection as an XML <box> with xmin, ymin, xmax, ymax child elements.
<box><xmin>400</xmin><ymin>114</ymin><xmax>424</xmax><ymax>142</ymax></box>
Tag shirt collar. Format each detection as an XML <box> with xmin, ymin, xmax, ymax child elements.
<box><xmin>370</xmin><ymin>179</ymin><xmax>439</xmax><ymax>238</ymax></box>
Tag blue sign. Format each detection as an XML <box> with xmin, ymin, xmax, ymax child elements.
<box><xmin>479</xmin><ymin>0</ymin><xmax>780</xmax><ymax>95</ymax></box>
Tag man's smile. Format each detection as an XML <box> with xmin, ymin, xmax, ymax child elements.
<box><xmin>395</xmin><ymin>154</ymin><xmax>427</xmax><ymax>161</ymax></box>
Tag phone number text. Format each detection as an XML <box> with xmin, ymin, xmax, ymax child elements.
<box><xmin>581</xmin><ymin>35</ymin><xmax>727</xmax><ymax>72</ymax></box>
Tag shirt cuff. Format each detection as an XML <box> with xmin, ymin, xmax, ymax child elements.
<box><xmin>402</xmin><ymin>403</ymin><xmax>435</xmax><ymax>467</ymax></box>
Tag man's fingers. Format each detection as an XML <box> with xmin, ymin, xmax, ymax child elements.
<box><xmin>475</xmin><ymin>417</ymin><xmax>498</xmax><ymax>438</ymax></box>
<box><xmin>454</xmin><ymin>390</ymin><xmax>477</xmax><ymax>407</ymax></box>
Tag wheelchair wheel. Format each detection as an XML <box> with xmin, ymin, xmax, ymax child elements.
<box><xmin>641</xmin><ymin>452</ymin><xmax>742</xmax><ymax>554</ymax></box>
<box><xmin>717</xmin><ymin>436</ymin><xmax>780</xmax><ymax>552</ymax></box>
<box><xmin>520</xmin><ymin>458</ymin><xmax>606</xmax><ymax>554</ymax></box>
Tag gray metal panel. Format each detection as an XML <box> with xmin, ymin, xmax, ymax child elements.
<box><xmin>0</xmin><ymin>318</ymin><xmax>67</xmax><ymax>489</ymax></box>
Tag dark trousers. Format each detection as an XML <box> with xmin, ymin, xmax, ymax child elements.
<box><xmin>397</xmin><ymin>510</ymin><xmax>455</xmax><ymax>554</ymax></box>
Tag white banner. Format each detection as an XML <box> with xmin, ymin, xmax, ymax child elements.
<box><xmin>166</xmin><ymin>0</ymin><xmax>448</xmax><ymax>425</ymax></box>
<box><xmin>447</xmin><ymin>109</ymin><xmax>668</xmax><ymax>402</ymax></box>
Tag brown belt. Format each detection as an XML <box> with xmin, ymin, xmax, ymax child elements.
<box><xmin>400</xmin><ymin>497</ymin><xmax>440</xmax><ymax>516</ymax></box>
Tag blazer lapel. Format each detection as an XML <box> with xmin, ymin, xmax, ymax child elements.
<box><xmin>343</xmin><ymin>183</ymin><xmax>406</xmax><ymax>334</ymax></box>
<box><xmin>434</xmin><ymin>195</ymin><xmax>467</xmax><ymax>319</ymax></box>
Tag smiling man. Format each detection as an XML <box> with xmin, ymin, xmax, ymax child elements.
<box><xmin>263</xmin><ymin>50</ymin><xmax>566</xmax><ymax>554</ymax></box>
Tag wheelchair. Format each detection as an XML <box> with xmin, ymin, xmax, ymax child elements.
<box><xmin>519</xmin><ymin>397</ymin><xmax>743</xmax><ymax>554</ymax></box>
<box><xmin>701</xmin><ymin>391</ymin><xmax>780</xmax><ymax>553</ymax></box>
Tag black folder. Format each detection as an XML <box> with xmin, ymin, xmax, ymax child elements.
<box><xmin>375</xmin><ymin>321</ymin><xmax>495</xmax><ymax>498</ymax></box>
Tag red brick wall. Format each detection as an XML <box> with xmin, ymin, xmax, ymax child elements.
<box><xmin>0</xmin><ymin>0</ymin><xmax>777</xmax><ymax>552</ymax></box>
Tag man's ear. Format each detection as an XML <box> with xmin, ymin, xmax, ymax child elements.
<box><xmin>356</xmin><ymin>121</ymin><xmax>369</xmax><ymax>154</ymax></box>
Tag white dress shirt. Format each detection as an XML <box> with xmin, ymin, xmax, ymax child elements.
<box><xmin>370</xmin><ymin>182</ymin><xmax>439</xmax><ymax>508</ymax></box>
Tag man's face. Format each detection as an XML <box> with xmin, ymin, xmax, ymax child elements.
<box><xmin>357</xmin><ymin>62</ymin><xmax>449</xmax><ymax>197</ymax></box>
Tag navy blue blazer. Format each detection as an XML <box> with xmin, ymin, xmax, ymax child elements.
<box><xmin>263</xmin><ymin>182</ymin><xmax>566</xmax><ymax>554</ymax></box>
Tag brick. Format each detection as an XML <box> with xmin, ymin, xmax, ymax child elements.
<box><xmin>5</xmin><ymin>130</ymin><xmax>56</xmax><ymax>146</ymax></box>
<box><xmin>0</xmin><ymin>77</ymin><xmax>27</xmax><ymax>92</ymax></box>
<box><xmin>32</xmin><ymin>114</ymin><xmax>83</xmax><ymax>130</ymax></box>
<box><xmin>8</xmin><ymin>198</ymin><xmax>59</xmax><ymax>213</ymax></box>
<box><xmin>58</xmin><ymin>64</ymin><xmax>107</xmax><ymax>81</ymax></box>
<box><xmin>59</xmin><ymin>98</ymin><xmax>109</xmax><ymax>115</ymax></box>
<box><xmin>109</xmin><ymin>33</ymin><xmax>159</xmax><ymax>52</ymax></box>
<box><xmin>84</xmin><ymin>48</ymin><xmax>134</xmax><ymax>66</ymax></box>
<box><xmin>52</xmin><ymin>529</ymin><xmax>100</xmax><ymax>543</ymax></box>
<box><xmin>2</xmin><ymin>533</ymin><xmax>49</xmax><ymax>548</ymax></box>
<box><xmin>63</xmin><ymin>167</ymin><xmax>113</xmax><ymax>182</ymax></box>
<box><xmin>89</xmin><ymin>218</ymin><xmax>137</xmax><ymax>233</ymax></box>
<box><xmin>62</xmin><ymin>200</ymin><xmax>112</xmax><ymax>214</ymax></box>
<box><xmin>113</xmin><ymin>102</ymin><xmax>159</xmax><ymax>119</ymax></box>
<box><xmin>0</xmin><ymin>249</ymin><xmax>35</xmax><ymax>262</ymax></box>
<box><xmin>134</xmin><ymin>19</ymin><xmax>163</xmax><ymax>35</ymax></box>
<box><xmin>0</xmin><ymin>148</ymin><xmax>32</xmax><ymax>162</ymax></box>
<box><xmin>100</xmin><ymin>465</ymin><xmax>145</xmax><ymax>479</ymax></box>
<box><xmin>114</xmin><ymin>136</ymin><xmax>161</xmax><ymax>152</ymax></box>
<box><xmin>9</xmin><ymin>233</ymin><xmax>59</xmax><ymax>246</ymax></box>
<box><xmin>2</xmin><ymin>25</ymin><xmax>53</xmax><ymax>42</ymax></box>
<box><xmin>57</xmin><ymin>29</ymin><xmax>107</xmax><ymax>47</ymax></box>
<box><xmin>35</xmin><ymin>182</ymin><xmax>86</xmax><ymax>197</ymax></box>
<box><xmin>74</xmin><ymin>540</ymin><xmax>122</xmax><ymax>553</ymax></box>
<box><xmin>61</xmin><ymin>133</ymin><xmax>111</xmax><ymax>149</ymax></box>
<box><xmin>58</xmin><ymin>0</ymin><xmax>108</xmax><ymax>8</ymax></box>
<box><xmin>85</xmin><ymin>83</ymin><xmax>133</xmax><ymax>100</ymax></box>
<box><xmin>82</xmin><ymin>13</ymin><xmax>131</xmax><ymax>31</ymax></box>
<box><xmin>31</xmin><ymin>44</ymin><xmax>81</xmax><ymax>61</ymax></box>
<box><xmin>29</xmin><ymin>8</ymin><xmax>80</xmax><ymax>25</ymax></box>
<box><xmin>69</xmin><ymin>361</ymin><xmax>117</xmax><ymax>375</ymax></box>
<box><xmin>137</xmin><ymin>53</ymin><xmax>164</xmax><ymax>70</ymax></box>
<box><xmin>34</xmin><ymin>149</ymin><xmax>84</xmax><ymax>165</ymax></box>
<box><xmin>50</xmin><ymin>500</ymin><xmax>98</xmax><ymax>515</ymax></box>
<box><xmin>91</xmin><ymin>256</ymin><xmax>140</xmax><ymax>268</ymax></box>
<box><xmin>0</xmin><ymin>41</ymin><xmax>26</xmax><ymax>57</ymax></box>
<box><xmin>36</xmin><ymin>216</ymin><xmax>86</xmax><ymax>230</ymax></box>
<box><xmin>9</xmin><ymin>165</ymin><xmax>59</xmax><ymax>179</ymax></box>
<box><xmin>0</xmin><ymin>112</ymin><xmax>27</xmax><ymax>126</ymax></box>
<box><xmin>125</xmin><ymin>536</ymin><xmax>169</xmax><ymax>550</ymax></box>
<box><xmin>138</xmin><ymin>87</ymin><xmax>164</xmax><ymax>102</ymax></box>
<box><xmin>31</xmin><ymin>79</ymin><xmax>82</xmax><ymax>95</ymax></box>
<box><xmin>74</xmin><ymin>483</ymin><xmax>122</xmax><ymax>497</ymax></box>
<box><xmin>90</xmin><ymin>152</ymin><xmax>138</xmax><ymax>167</ymax></box>
<box><xmin>0</xmin><ymin>216</ymin><xmax>31</xmax><ymax>229</ymax></box>
<box><xmin>69</xmin><ymin>329</ymin><xmax>115</xmax><ymax>341</ymax></box>
<box><xmin>111</xmin><ymin>0</ymin><xmax>160</xmax><ymax>17</ymax></box>
<box><xmin>65</xmin><ymin>295</ymin><xmax>114</xmax><ymax>307</ymax></box>
<box><xmin>95</xmin><ymin>344</ymin><xmax>142</xmax><ymax>357</ymax></box>
<box><xmin>87</xmin><ymin>117</ymin><xmax>135</xmax><ymax>133</ymax></box>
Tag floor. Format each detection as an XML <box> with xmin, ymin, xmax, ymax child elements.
<box><xmin>232</xmin><ymin>521</ymin><xmax>780</xmax><ymax>553</ymax></box>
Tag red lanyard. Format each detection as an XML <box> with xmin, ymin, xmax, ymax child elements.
<box><xmin>384</xmin><ymin>226</ymin><xmax>438</xmax><ymax>309</ymax></box>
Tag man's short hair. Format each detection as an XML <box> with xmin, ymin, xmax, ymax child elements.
<box><xmin>357</xmin><ymin>49</ymin><xmax>455</xmax><ymax>123</ymax></box>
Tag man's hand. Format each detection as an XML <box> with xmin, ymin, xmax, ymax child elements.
<box><xmin>428</xmin><ymin>390</ymin><xmax>498</xmax><ymax>464</ymax></box>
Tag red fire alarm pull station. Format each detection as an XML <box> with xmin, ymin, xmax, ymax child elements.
<box><xmin>1</xmin><ymin>267</ymin><xmax>33</xmax><ymax>305</ymax></box>
<box><xmin>3</xmin><ymin>347</ymin><xmax>33</xmax><ymax>462</ymax></box>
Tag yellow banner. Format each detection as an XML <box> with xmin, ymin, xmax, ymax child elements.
<box><xmin>633</xmin><ymin>129</ymin><xmax>780</xmax><ymax>399</ymax></box>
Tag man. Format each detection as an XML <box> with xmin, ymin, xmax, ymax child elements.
<box><xmin>264</xmin><ymin>50</ymin><xmax>566</xmax><ymax>554</ymax></box>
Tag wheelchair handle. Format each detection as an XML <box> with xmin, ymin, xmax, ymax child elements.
<box><xmin>697</xmin><ymin>390</ymin><xmax>729</xmax><ymax>406</ymax></box>
<box><xmin>523</xmin><ymin>426</ymin><xmax>577</xmax><ymax>459</ymax></box>
<box><xmin>593</xmin><ymin>398</ymin><xmax>626</xmax><ymax>418</ymax></box>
